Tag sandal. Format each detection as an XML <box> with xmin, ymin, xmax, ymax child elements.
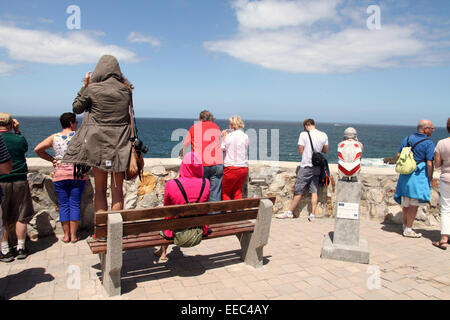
<box><xmin>153</xmin><ymin>249</ymin><xmax>168</xmax><ymax>261</ymax></box>
<box><xmin>432</xmin><ymin>241</ymin><xmax>448</xmax><ymax>250</ymax></box>
<box><xmin>61</xmin><ymin>237</ymin><xmax>70</xmax><ymax>243</ymax></box>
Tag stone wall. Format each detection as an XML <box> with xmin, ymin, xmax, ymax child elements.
<box><xmin>22</xmin><ymin>158</ymin><xmax>442</xmax><ymax>239</ymax></box>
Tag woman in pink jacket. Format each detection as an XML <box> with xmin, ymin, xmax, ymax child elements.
<box><xmin>154</xmin><ymin>152</ymin><xmax>210</xmax><ymax>261</ymax></box>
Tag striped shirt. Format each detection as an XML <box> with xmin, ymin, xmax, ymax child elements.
<box><xmin>0</xmin><ymin>135</ymin><xmax>11</xmax><ymax>198</ymax></box>
<box><xmin>0</xmin><ymin>135</ymin><xmax>11</xmax><ymax>164</ymax></box>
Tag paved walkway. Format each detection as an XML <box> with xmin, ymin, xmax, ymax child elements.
<box><xmin>0</xmin><ymin>218</ymin><xmax>449</xmax><ymax>300</ymax></box>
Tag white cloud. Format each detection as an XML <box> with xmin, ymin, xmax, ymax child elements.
<box><xmin>0</xmin><ymin>61</ymin><xmax>18</xmax><ymax>76</ymax></box>
<box><xmin>233</xmin><ymin>0</ymin><xmax>341</xmax><ymax>30</ymax></box>
<box><xmin>0</xmin><ymin>24</ymin><xmax>138</xmax><ymax>65</ymax></box>
<box><xmin>128</xmin><ymin>32</ymin><xmax>162</xmax><ymax>47</ymax></box>
<box><xmin>204</xmin><ymin>0</ymin><xmax>449</xmax><ymax>73</ymax></box>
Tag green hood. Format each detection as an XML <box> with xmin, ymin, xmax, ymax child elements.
<box><xmin>90</xmin><ymin>55</ymin><xmax>123</xmax><ymax>83</ymax></box>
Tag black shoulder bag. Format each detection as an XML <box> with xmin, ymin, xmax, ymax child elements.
<box><xmin>307</xmin><ymin>131</ymin><xmax>326</xmax><ymax>168</ymax></box>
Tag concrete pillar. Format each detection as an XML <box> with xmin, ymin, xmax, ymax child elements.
<box><xmin>240</xmin><ymin>199</ymin><xmax>273</xmax><ymax>268</ymax></box>
<box><xmin>321</xmin><ymin>180</ymin><xmax>370</xmax><ymax>264</ymax></box>
<box><xmin>102</xmin><ymin>213</ymin><xmax>123</xmax><ymax>296</ymax></box>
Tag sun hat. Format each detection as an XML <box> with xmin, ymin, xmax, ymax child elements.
<box><xmin>0</xmin><ymin>113</ymin><xmax>12</xmax><ymax>126</ymax></box>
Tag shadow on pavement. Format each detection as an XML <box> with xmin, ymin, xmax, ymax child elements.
<box><xmin>90</xmin><ymin>247</ymin><xmax>271</xmax><ymax>295</ymax></box>
<box><xmin>27</xmin><ymin>235</ymin><xmax>58</xmax><ymax>255</ymax></box>
<box><xmin>381</xmin><ymin>222</ymin><xmax>441</xmax><ymax>242</ymax></box>
<box><xmin>0</xmin><ymin>268</ymin><xmax>54</xmax><ymax>300</ymax></box>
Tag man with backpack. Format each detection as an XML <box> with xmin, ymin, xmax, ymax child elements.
<box><xmin>394</xmin><ymin>119</ymin><xmax>435</xmax><ymax>238</ymax></box>
<box><xmin>277</xmin><ymin>119</ymin><xmax>328</xmax><ymax>221</ymax></box>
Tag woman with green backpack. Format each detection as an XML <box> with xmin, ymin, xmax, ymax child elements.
<box><xmin>154</xmin><ymin>152</ymin><xmax>210</xmax><ymax>261</ymax></box>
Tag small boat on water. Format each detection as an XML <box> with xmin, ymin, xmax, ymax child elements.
<box><xmin>334</xmin><ymin>123</ymin><xmax>342</xmax><ymax>127</ymax></box>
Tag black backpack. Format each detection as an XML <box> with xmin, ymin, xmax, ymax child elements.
<box><xmin>319</xmin><ymin>158</ymin><xmax>331</xmax><ymax>187</ymax></box>
<box><xmin>171</xmin><ymin>178</ymin><xmax>206</xmax><ymax>248</ymax></box>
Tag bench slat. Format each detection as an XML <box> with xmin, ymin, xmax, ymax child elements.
<box><xmin>89</xmin><ymin>220</ymin><xmax>255</xmax><ymax>249</ymax></box>
<box><xmin>88</xmin><ymin>221</ymin><xmax>255</xmax><ymax>254</ymax></box>
<box><xmin>94</xmin><ymin>197</ymin><xmax>275</xmax><ymax>225</ymax></box>
<box><xmin>94</xmin><ymin>209</ymin><xmax>258</xmax><ymax>238</ymax></box>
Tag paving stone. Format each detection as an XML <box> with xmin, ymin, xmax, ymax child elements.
<box><xmin>0</xmin><ymin>219</ymin><xmax>448</xmax><ymax>300</ymax></box>
<box><xmin>405</xmin><ymin>289</ymin><xmax>429</xmax><ymax>300</ymax></box>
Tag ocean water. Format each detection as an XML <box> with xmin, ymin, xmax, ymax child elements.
<box><xmin>15</xmin><ymin>116</ymin><xmax>449</xmax><ymax>167</ymax></box>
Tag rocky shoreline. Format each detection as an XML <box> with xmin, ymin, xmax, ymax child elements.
<box><xmin>20</xmin><ymin>158</ymin><xmax>442</xmax><ymax>241</ymax></box>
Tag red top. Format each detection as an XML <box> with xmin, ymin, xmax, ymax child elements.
<box><xmin>184</xmin><ymin>121</ymin><xmax>223</xmax><ymax>167</ymax></box>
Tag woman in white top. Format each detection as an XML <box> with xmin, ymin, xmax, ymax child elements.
<box><xmin>221</xmin><ymin>116</ymin><xmax>249</xmax><ymax>200</ymax></box>
<box><xmin>432</xmin><ymin>117</ymin><xmax>450</xmax><ymax>250</ymax></box>
<box><xmin>34</xmin><ymin>113</ymin><xmax>87</xmax><ymax>243</ymax></box>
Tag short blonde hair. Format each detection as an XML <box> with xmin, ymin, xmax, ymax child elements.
<box><xmin>229</xmin><ymin>116</ymin><xmax>245</xmax><ymax>130</ymax></box>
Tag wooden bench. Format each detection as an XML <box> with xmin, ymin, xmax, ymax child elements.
<box><xmin>87</xmin><ymin>197</ymin><xmax>275</xmax><ymax>296</ymax></box>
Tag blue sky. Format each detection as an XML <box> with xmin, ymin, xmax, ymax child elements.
<box><xmin>0</xmin><ymin>0</ymin><xmax>449</xmax><ymax>126</ymax></box>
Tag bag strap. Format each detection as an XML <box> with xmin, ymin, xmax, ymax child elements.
<box><xmin>174</xmin><ymin>179</ymin><xmax>189</xmax><ymax>204</ymax></box>
<box><xmin>174</xmin><ymin>178</ymin><xmax>206</xmax><ymax>204</ymax></box>
<box><xmin>405</xmin><ymin>136</ymin><xmax>429</xmax><ymax>165</ymax></box>
<box><xmin>307</xmin><ymin>131</ymin><xmax>316</xmax><ymax>152</ymax></box>
<box><xmin>129</xmin><ymin>92</ymin><xmax>139</xmax><ymax>143</ymax></box>
<box><xmin>411</xmin><ymin>138</ymin><xmax>429</xmax><ymax>151</ymax></box>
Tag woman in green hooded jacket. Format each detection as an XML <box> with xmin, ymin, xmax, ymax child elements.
<box><xmin>64</xmin><ymin>55</ymin><xmax>133</xmax><ymax>215</ymax></box>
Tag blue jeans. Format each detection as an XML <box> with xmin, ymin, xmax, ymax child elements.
<box><xmin>54</xmin><ymin>180</ymin><xmax>86</xmax><ymax>222</ymax></box>
<box><xmin>203</xmin><ymin>164</ymin><xmax>223</xmax><ymax>202</ymax></box>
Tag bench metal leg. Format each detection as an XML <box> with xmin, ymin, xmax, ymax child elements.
<box><xmin>102</xmin><ymin>213</ymin><xmax>123</xmax><ymax>297</ymax></box>
<box><xmin>239</xmin><ymin>199</ymin><xmax>273</xmax><ymax>268</ymax></box>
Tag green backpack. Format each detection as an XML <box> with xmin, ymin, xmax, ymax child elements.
<box><xmin>395</xmin><ymin>136</ymin><xmax>428</xmax><ymax>175</ymax></box>
<box><xmin>172</xmin><ymin>178</ymin><xmax>206</xmax><ymax>248</ymax></box>
<box><xmin>173</xmin><ymin>227</ymin><xmax>203</xmax><ymax>248</ymax></box>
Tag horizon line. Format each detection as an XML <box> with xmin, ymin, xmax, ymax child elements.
<box><xmin>10</xmin><ymin>115</ymin><xmax>445</xmax><ymax>128</ymax></box>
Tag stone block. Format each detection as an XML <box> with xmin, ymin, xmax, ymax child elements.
<box><xmin>366</xmin><ymin>188</ymin><xmax>384</xmax><ymax>203</ymax></box>
<box><xmin>322</xmin><ymin>180</ymin><xmax>370</xmax><ymax>264</ymax></box>
<box><xmin>239</xmin><ymin>199</ymin><xmax>273</xmax><ymax>268</ymax></box>
<box><xmin>137</xmin><ymin>173</ymin><xmax>157</xmax><ymax>196</ymax></box>
<box><xmin>321</xmin><ymin>233</ymin><xmax>370</xmax><ymax>264</ymax></box>
<box><xmin>102</xmin><ymin>213</ymin><xmax>123</xmax><ymax>297</ymax></box>
<box><xmin>333</xmin><ymin>218</ymin><xmax>360</xmax><ymax>246</ymax></box>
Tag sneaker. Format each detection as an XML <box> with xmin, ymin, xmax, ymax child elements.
<box><xmin>16</xmin><ymin>248</ymin><xmax>28</xmax><ymax>260</ymax></box>
<box><xmin>308</xmin><ymin>214</ymin><xmax>315</xmax><ymax>222</ymax></box>
<box><xmin>9</xmin><ymin>247</ymin><xmax>17</xmax><ymax>257</ymax></box>
<box><xmin>403</xmin><ymin>229</ymin><xmax>422</xmax><ymax>238</ymax></box>
<box><xmin>276</xmin><ymin>211</ymin><xmax>294</xmax><ymax>219</ymax></box>
<box><xmin>0</xmin><ymin>251</ymin><xmax>14</xmax><ymax>263</ymax></box>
